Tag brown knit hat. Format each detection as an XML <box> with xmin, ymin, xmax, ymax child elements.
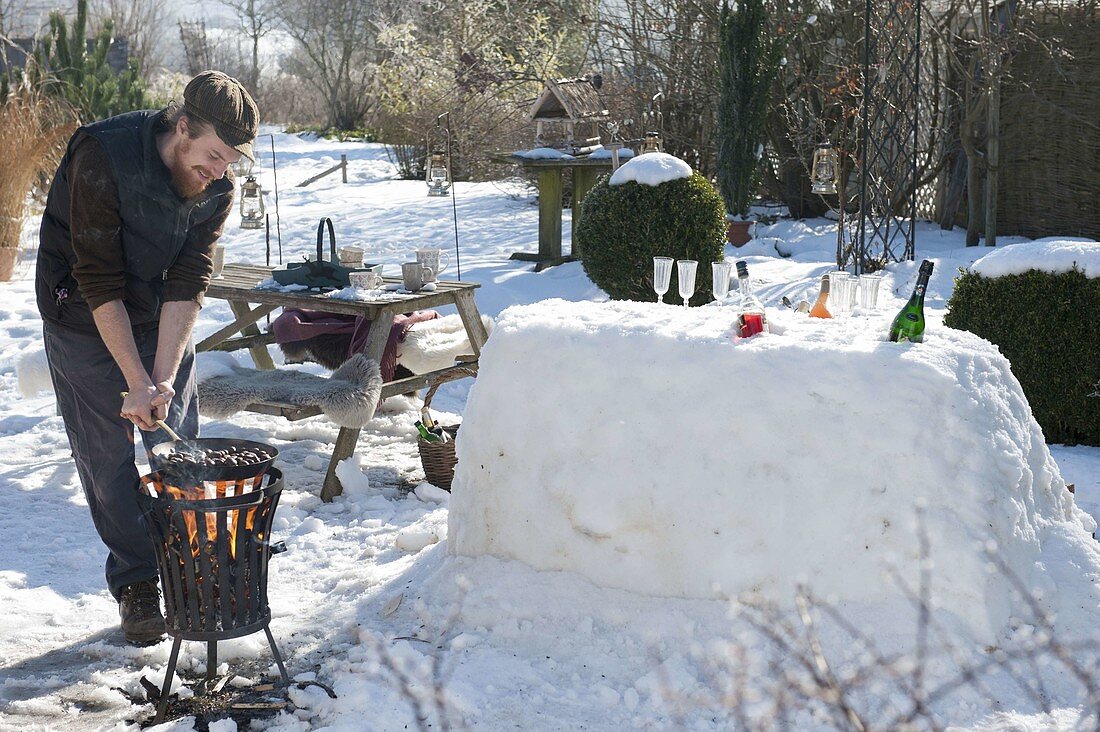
<box><xmin>183</xmin><ymin>70</ymin><xmax>259</xmax><ymax>162</ymax></box>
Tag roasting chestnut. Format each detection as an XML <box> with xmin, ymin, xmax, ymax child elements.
<box><xmin>163</xmin><ymin>445</ymin><xmax>274</xmax><ymax>468</ymax></box>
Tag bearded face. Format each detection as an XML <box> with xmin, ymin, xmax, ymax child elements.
<box><xmin>165</xmin><ymin>125</ymin><xmax>242</xmax><ymax>199</ymax></box>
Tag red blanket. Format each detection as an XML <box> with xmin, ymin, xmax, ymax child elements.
<box><xmin>272</xmin><ymin>309</ymin><xmax>440</xmax><ymax>381</ymax></box>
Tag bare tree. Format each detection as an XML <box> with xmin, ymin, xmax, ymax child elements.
<box><xmin>216</xmin><ymin>0</ymin><xmax>277</xmax><ymax>94</ymax></box>
<box><xmin>1</xmin><ymin>0</ymin><xmax>53</xmax><ymax>38</ymax></box>
<box><xmin>273</xmin><ymin>0</ymin><xmax>402</xmax><ymax>130</ymax></box>
<box><xmin>926</xmin><ymin>0</ymin><xmax>1026</xmax><ymax>246</ymax></box>
<box><xmin>373</xmin><ymin>0</ymin><xmax>591</xmax><ymax>179</ymax></box>
<box><xmin>591</xmin><ymin>0</ymin><xmax>720</xmax><ymax>175</ymax></box>
<box><xmin>2</xmin><ymin>0</ymin><xmax>51</xmax><ymax>70</ymax></box>
<box><xmin>87</xmin><ymin>0</ymin><xmax>168</xmax><ymax>79</ymax></box>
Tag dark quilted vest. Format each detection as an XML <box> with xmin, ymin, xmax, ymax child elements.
<box><xmin>36</xmin><ymin>110</ymin><xmax>232</xmax><ymax>332</ymax></box>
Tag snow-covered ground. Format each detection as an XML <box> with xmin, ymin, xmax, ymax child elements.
<box><xmin>0</xmin><ymin>133</ymin><xmax>1097</xmax><ymax>731</ymax></box>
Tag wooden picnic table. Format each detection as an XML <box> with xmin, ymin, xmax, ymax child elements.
<box><xmin>198</xmin><ymin>263</ymin><xmax>490</xmax><ymax>501</ymax></box>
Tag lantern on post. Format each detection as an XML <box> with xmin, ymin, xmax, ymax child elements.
<box><xmin>239</xmin><ymin>174</ymin><xmax>265</xmax><ymax>229</ymax></box>
<box><xmin>811</xmin><ymin>143</ymin><xmax>839</xmax><ymax>195</ymax></box>
<box><xmin>426</xmin><ymin>150</ymin><xmax>451</xmax><ymax>197</ymax></box>
<box><xmin>641</xmin><ymin>131</ymin><xmax>663</xmax><ymax>154</ymax></box>
<box><xmin>810</xmin><ymin>143</ymin><xmax>852</xmax><ymax>270</ymax></box>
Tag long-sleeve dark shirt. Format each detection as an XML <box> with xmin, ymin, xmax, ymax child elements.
<box><xmin>67</xmin><ymin>133</ymin><xmax>233</xmax><ymax>312</ymax></box>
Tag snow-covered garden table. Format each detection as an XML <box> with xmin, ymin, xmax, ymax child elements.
<box><xmin>200</xmin><ymin>263</ymin><xmax>490</xmax><ymax>499</ymax></box>
<box><xmin>449</xmin><ymin>298</ymin><xmax>1100</xmax><ymax>642</ymax></box>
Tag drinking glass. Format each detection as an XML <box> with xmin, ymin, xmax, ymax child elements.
<box><xmin>653</xmin><ymin>257</ymin><xmax>674</xmax><ymax>303</ymax></box>
<box><xmin>676</xmin><ymin>260</ymin><xmax>698</xmax><ymax>308</ymax></box>
<box><xmin>828</xmin><ymin>271</ymin><xmax>852</xmax><ymax>314</ymax></box>
<box><xmin>211</xmin><ymin>244</ymin><xmax>226</xmax><ymax>278</ymax></box>
<box><xmin>859</xmin><ymin>274</ymin><xmax>883</xmax><ymax>311</ymax></box>
<box><xmin>712</xmin><ymin>261</ymin><xmax>732</xmax><ymax>302</ymax></box>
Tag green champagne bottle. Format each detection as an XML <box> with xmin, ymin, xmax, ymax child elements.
<box><xmin>888</xmin><ymin>260</ymin><xmax>934</xmax><ymax>343</ymax></box>
<box><xmin>415</xmin><ymin>420</ymin><xmax>443</xmax><ymax>443</ymax></box>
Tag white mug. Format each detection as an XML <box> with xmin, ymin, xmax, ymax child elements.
<box><xmin>349</xmin><ymin>270</ymin><xmax>383</xmax><ymax>290</ymax></box>
<box><xmin>415</xmin><ymin>248</ymin><xmax>449</xmax><ymax>282</ymax></box>
<box><xmin>338</xmin><ymin>246</ymin><xmax>365</xmax><ymax>268</ymax></box>
<box><xmin>402</xmin><ymin>262</ymin><xmax>434</xmax><ymax>292</ymax></box>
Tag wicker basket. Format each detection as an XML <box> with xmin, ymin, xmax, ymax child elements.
<box><xmin>417</xmin><ymin>368</ymin><xmax>475</xmax><ymax>491</ymax></box>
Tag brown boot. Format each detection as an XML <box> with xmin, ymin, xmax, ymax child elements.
<box><xmin>119</xmin><ymin>579</ymin><xmax>165</xmax><ymax>645</ymax></box>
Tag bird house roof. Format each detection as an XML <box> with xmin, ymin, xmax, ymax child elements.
<box><xmin>527</xmin><ymin>77</ymin><xmax>610</xmax><ymax>122</ymax></box>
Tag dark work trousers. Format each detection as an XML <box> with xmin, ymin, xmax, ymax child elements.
<box><xmin>43</xmin><ymin>320</ymin><xmax>199</xmax><ymax>600</ymax></box>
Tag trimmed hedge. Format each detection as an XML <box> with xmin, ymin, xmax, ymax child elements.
<box><xmin>575</xmin><ymin>172</ymin><xmax>727</xmax><ymax>305</ymax></box>
<box><xmin>944</xmin><ymin>268</ymin><xmax>1100</xmax><ymax>446</ymax></box>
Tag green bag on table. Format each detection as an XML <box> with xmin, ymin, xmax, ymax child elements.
<box><xmin>273</xmin><ymin>217</ymin><xmax>358</xmax><ymax>290</ymax></box>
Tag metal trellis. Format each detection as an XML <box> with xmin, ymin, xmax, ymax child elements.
<box><xmin>855</xmin><ymin>0</ymin><xmax>922</xmax><ymax>273</ymax></box>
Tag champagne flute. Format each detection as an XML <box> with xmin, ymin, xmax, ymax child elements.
<box><xmin>653</xmin><ymin>257</ymin><xmax>673</xmax><ymax>303</ymax></box>
<box><xmin>712</xmin><ymin>261</ymin><xmax>732</xmax><ymax>302</ymax></box>
<box><xmin>677</xmin><ymin>260</ymin><xmax>698</xmax><ymax>308</ymax></box>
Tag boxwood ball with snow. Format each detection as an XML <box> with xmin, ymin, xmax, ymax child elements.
<box><xmin>575</xmin><ymin>170</ymin><xmax>726</xmax><ymax>305</ymax></box>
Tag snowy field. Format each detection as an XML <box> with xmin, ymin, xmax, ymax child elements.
<box><xmin>0</xmin><ymin>132</ymin><xmax>1098</xmax><ymax>731</ymax></box>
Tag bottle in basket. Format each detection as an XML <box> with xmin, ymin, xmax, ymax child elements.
<box><xmin>420</xmin><ymin>406</ymin><xmax>436</xmax><ymax>430</ymax></box>
<box><xmin>416</xmin><ymin>420</ymin><xmax>444</xmax><ymax>443</ymax></box>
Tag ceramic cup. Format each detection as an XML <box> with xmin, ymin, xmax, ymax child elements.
<box><xmin>402</xmin><ymin>262</ymin><xmax>434</xmax><ymax>292</ymax></box>
<box><xmin>338</xmin><ymin>246</ymin><xmax>365</xmax><ymax>268</ymax></box>
<box><xmin>415</xmin><ymin>248</ymin><xmax>450</xmax><ymax>282</ymax></box>
<box><xmin>349</xmin><ymin>270</ymin><xmax>383</xmax><ymax>290</ymax></box>
<box><xmin>211</xmin><ymin>244</ymin><xmax>226</xmax><ymax>278</ymax></box>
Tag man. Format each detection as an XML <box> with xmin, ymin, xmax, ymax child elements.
<box><xmin>36</xmin><ymin>71</ymin><xmax>258</xmax><ymax>645</ymax></box>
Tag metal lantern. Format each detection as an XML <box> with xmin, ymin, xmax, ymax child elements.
<box><xmin>641</xmin><ymin>131</ymin><xmax>663</xmax><ymax>154</ymax></box>
<box><xmin>426</xmin><ymin>150</ymin><xmax>451</xmax><ymax>197</ymax></box>
<box><xmin>811</xmin><ymin>144</ymin><xmax>839</xmax><ymax>195</ymax></box>
<box><xmin>239</xmin><ymin>175</ymin><xmax>265</xmax><ymax>229</ymax></box>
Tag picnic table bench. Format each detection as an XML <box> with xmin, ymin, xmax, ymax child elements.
<box><xmin>198</xmin><ymin>263</ymin><xmax>489</xmax><ymax>500</ymax></box>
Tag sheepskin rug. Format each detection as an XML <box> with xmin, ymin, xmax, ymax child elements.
<box><xmin>197</xmin><ymin>353</ymin><xmax>383</xmax><ymax>428</ymax></box>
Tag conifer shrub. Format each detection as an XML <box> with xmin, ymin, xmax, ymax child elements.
<box><xmin>29</xmin><ymin>0</ymin><xmax>146</xmax><ymax>122</ymax></box>
<box><xmin>944</xmin><ymin>268</ymin><xmax>1100</xmax><ymax>445</ymax></box>
<box><xmin>576</xmin><ymin>172</ymin><xmax>727</xmax><ymax>305</ymax></box>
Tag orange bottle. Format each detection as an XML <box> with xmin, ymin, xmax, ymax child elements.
<box><xmin>809</xmin><ymin>274</ymin><xmax>832</xmax><ymax>319</ymax></box>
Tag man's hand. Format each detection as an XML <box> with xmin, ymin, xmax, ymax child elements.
<box><xmin>121</xmin><ymin>386</ymin><xmax>163</xmax><ymax>431</ymax></box>
<box><xmin>120</xmin><ymin>383</ymin><xmax>173</xmax><ymax>430</ymax></box>
<box><xmin>152</xmin><ymin>381</ymin><xmax>175</xmax><ymax>421</ymax></box>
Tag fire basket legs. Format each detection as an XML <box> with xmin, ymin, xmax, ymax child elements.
<box><xmin>265</xmin><ymin>625</ymin><xmax>291</xmax><ymax>685</ymax></box>
<box><xmin>156</xmin><ymin>636</ymin><xmax>183</xmax><ymax>723</ymax></box>
<box><xmin>151</xmin><ymin>629</ymin><xmax>292</xmax><ymax>724</ymax></box>
<box><xmin>207</xmin><ymin>641</ymin><xmax>218</xmax><ymax>682</ymax></box>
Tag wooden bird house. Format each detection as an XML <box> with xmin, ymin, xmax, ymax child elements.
<box><xmin>526</xmin><ymin>75</ymin><xmax>610</xmax><ymax>155</ymax></box>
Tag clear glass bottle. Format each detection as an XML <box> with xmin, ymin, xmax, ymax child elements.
<box><xmin>735</xmin><ymin>260</ymin><xmax>769</xmax><ymax>337</ymax></box>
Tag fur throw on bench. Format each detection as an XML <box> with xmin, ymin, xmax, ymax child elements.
<box><xmin>197</xmin><ymin>353</ymin><xmax>383</xmax><ymax>428</ymax></box>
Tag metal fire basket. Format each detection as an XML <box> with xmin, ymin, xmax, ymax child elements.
<box><xmin>137</xmin><ymin>467</ymin><xmax>289</xmax><ymax>723</ymax></box>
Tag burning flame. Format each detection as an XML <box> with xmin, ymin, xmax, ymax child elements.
<box><xmin>142</xmin><ymin>474</ymin><xmax>265</xmax><ymax>560</ymax></box>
